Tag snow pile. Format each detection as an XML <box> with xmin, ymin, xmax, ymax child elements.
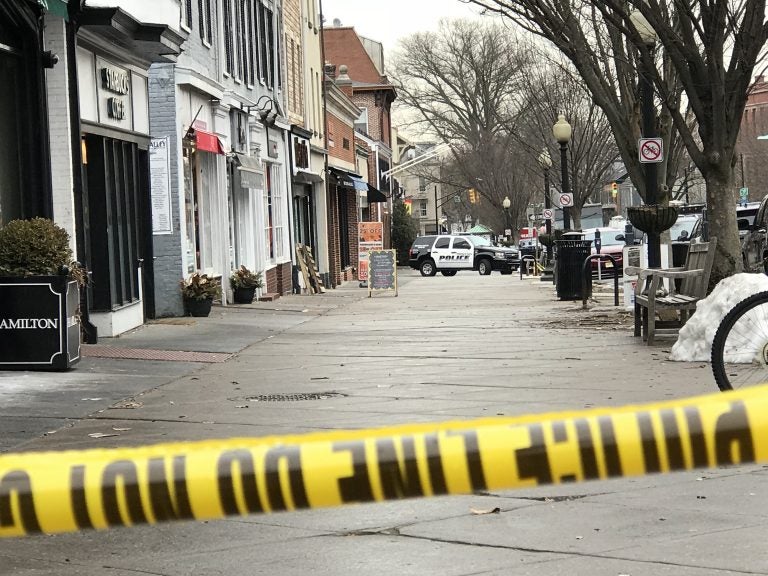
<box><xmin>670</xmin><ymin>273</ymin><xmax>768</xmax><ymax>362</ymax></box>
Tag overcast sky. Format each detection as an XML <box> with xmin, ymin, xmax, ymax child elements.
<box><xmin>321</xmin><ymin>0</ymin><xmax>489</xmax><ymax>54</ymax></box>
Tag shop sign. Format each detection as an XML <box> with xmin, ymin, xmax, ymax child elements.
<box><xmin>357</xmin><ymin>222</ymin><xmax>384</xmax><ymax>282</ymax></box>
<box><xmin>95</xmin><ymin>58</ymin><xmax>134</xmax><ymax>129</ymax></box>
<box><xmin>292</xmin><ymin>135</ymin><xmax>310</xmax><ymax>174</ymax></box>
<box><xmin>0</xmin><ymin>278</ymin><xmax>80</xmax><ymax>369</ymax></box>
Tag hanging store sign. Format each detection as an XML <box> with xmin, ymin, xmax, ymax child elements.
<box><xmin>291</xmin><ymin>134</ymin><xmax>310</xmax><ymax>175</ymax></box>
<box><xmin>150</xmin><ymin>137</ymin><xmax>173</xmax><ymax>235</ymax></box>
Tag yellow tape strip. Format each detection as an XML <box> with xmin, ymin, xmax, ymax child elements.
<box><xmin>1</xmin><ymin>385</ymin><xmax>765</xmax><ymax>538</ymax></box>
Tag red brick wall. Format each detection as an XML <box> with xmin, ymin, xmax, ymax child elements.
<box><xmin>738</xmin><ymin>78</ymin><xmax>768</xmax><ymax>202</ymax></box>
<box><xmin>327</xmin><ymin>111</ymin><xmax>355</xmax><ymax>165</ymax></box>
<box><xmin>323</xmin><ymin>28</ymin><xmax>382</xmax><ymax>84</ymax></box>
<box><xmin>264</xmin><ymin>262</ymin><xmax>294</xmax><ymax>295</ymax></box>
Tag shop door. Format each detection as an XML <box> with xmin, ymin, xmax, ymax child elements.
<box><xmin>82</xmin><ymin>134</ymin><xmax>152</xmax><ymax>315</ymax></box>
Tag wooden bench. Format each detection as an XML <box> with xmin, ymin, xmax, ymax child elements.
<box><xmin>628</xmin><ymin>238</ymin><xmax>717</xmax><ymax>345</ymax></box>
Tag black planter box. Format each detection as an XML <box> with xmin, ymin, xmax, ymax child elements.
<box><xmin>0</xmin><ymin>276</ymin><xmax>81</xmax><ymax>370</ymax></box>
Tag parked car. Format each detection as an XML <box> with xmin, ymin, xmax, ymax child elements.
<box><xmin>688</xmin><ymin>198</ymin><xmax>768</xmax><ymax>272</ymax></box>
<box><xmin>742</xmin><ymin>196</ymin><xmax>768</xmax><ymax>273</ymax></box>
<box><xmin>670</xmin><ymin>213</ymin><xmax>702</xmax><ymax>242</ymax></box>
<box><xmin>408</xmin><ymin>234</ymin><xmax>520</xmax><ymax>276</ymax></box>
<box><xmin>581</xmin><ymin>227</ymin><xmax>626</xmax><ymax>272</ymax></box>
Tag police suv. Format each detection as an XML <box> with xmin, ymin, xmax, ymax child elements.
<box><xmin>409</xmin><ymin>234</ymin><xmax>520</xmax><ymax>277</ymax></box>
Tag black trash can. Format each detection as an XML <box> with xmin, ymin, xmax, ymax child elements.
<box><xmin>555</xmin><ymin>235</ymin><xmax>593</xmax><ymax>300</ymax></box>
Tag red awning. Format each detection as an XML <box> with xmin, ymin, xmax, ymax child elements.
<box><xmin>194</xmin><ymin>129</ymin><xmax>225</xmax><ymax>155</ymax></box>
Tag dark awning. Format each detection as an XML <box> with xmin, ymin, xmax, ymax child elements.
<box><xmin>367</xmin><ymin>184</ymin><xmax>387</xmax><ymax>203</ymax></box>
<box><xmin>294</xmin><ymin>171</ymin><xmax>324</xmax><ymax>184</ymax></box>
<box><xmin>328</xmin><ymin>166</ymin><xmax>361</xmax><ymax>189</ymax></box>
<box><xmin>194</xmin><ymin>129</ymin><xmax>225</xmax><ymax>155</ymax></box>
<box><xmin>79</xmin><ymin>7</ymin><xmax>187</xmax><ymax>63</ymax></box>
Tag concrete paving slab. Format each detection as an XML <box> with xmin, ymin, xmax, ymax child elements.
<box><xmin>1</xmin><ymin>270</ymin><xmax>764</xmax><ymax>575</ymax></box>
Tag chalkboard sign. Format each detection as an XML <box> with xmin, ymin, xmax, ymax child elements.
<box><xmin>368</xmin><ymin>249</ymin><xmax>398</xmax><ymax>297</ymax></box>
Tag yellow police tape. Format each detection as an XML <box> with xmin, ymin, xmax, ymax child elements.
<box><xmin>0</xmin><ymin>384</ymin><xmax>765</xmax><ymax>538</ymax></box>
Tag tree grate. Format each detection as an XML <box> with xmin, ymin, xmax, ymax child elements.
<box><xmin>244</xmin><ymin>392</ymin><xmax>347</xmax><ymax>402</ymax></box>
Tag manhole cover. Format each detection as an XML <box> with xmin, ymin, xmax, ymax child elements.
<box><xmin>238</xmin><ymin>392</ymin><xmax>347</xmax><ymax>402</ymax></box>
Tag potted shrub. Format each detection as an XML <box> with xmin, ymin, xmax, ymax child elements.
<box><xmin>230</xmin><ymin>265</ymin><xmax>263</xmax><ymax>304</ymax></box>
<box><xmin>0</xmin><ymin>218</ymin><xmax>86</xmax><ymax>370</ymax></box>
<box><xmin>180</xmin><ymin>272</ymin><xmax>221</xmax><ymax>317</ymax></box>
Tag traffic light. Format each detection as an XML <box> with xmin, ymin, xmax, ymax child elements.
<box><xmin>469</xmin><ymin>188</ymin><xmax>479</xmax><ymax>204</ymax></box>
<box><xmin>611</xmin><ymin>182</ymin><xmax>618</xmax><ymax>197</ymax></box>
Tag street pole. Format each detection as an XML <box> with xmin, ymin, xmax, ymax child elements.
<box><xmin>640</xmin><ymin>50</ymin><xmax>660</xmax><ymax>268</ymax></box>
<box><xmin>631</xmin><ymin>9</ymin><xmax>661</xmax><ymax>268</ymax></box>
<box><xmin>559</xmin><ymin>141</ymin><xmax>571</xmax><ymax>231</ymax></box>
<box><xmin>544</xmin><ymin>165</ymin><xmax>551</xmax><ymax>236</ymax></box>
<box><xmin>553</xmin><ymin>115</ymin><xmax>572</xmax><ymax>232</ymax></box>
<box><xmin>434</xmin><ymin>185</ymin><xmax>439</xmax><ymax>233</ymax></box>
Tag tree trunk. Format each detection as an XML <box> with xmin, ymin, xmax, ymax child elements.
<box><xmin>706</xmin><ymin>166</ymin><xmax>742</xmax><ymax>288</ymax></box>
<box><xmin>570</xmin><ymin>208</ymin><xmax>583</xmax><ymax>230</ymax></box>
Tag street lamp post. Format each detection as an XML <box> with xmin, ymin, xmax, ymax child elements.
<box><xmin>552</xmin><ymin>115</ymin><xmax>572</xmax><ymax>231</ymax></box>
<box><xmin>502</xmin><ymin>196</ymin><xmax>511</xmax><ymax>242</ymax></box>
<box><xmin>538</xmin><ymin>149</ymin><xmax>552</xmax><ymax>236</ymax></box>
<box><xmin>630</xmin><ymin>9</ymin><xmax>660</xmax><ymax>267</ymax></box>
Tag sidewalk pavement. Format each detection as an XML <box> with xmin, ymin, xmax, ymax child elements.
<box><xmin>2</xmin><ymin>270</ymin><xmax>765</xmax><ymax>576</ymax></box>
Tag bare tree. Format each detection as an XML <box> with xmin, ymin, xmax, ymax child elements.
<box><xmin>464</xmin><ymin>0</ymin><xmax>768</xmax><ymax>282</ymax></box>
<box><xmin>518</xmin><ymin>63</ymin><xmax>621</xmax><ymax>229</ymax></box>
<box><xmin>392</xmin><ymin>20</ymin><xmax>621</xmax><ymax>235</ymax></box>
<box><xmin>391</xmin><ymin>20</ymin><xmax>534</xmax><ymax>229</ymax></box>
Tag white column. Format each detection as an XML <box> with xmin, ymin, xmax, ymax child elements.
<box><xmin>44</xmin><ymin>16</ymin><xmax>77</xmax><ymax>253</ymax></box>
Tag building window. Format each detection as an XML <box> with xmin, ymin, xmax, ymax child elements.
<box><xmin>259</xmin><ymin>3</ymin><xmax>272</xmax><ymax>86</ymax></box>
<box><xmin>222</xmin><ymin>0</ymin><xmax>234</xmax><ymax>74</ymax></box>
<box><xmin>198</xmin><ymin>0</ymin><xmax>212</xmax><ymax>46</ymax></box>
<box><xmin>354</xmin><ymin>108</ymin><xmax>368</xmax><ymax>134</ymax></box>
<box><xmin>419</xmin><ymin>200</ymin><xmax>428</xmax><ymax>218</ymax></box>
<box><xmin>264</xmin><ymin>163</ymin><xmax>285</xmax><ymax>260</ymax></box>
<box><xmin>235</xmin><ymin>0</ymin><xmax>244</xmax><ymax>80</ymax></box>
<box><xmin>181</xmin><ymin>0</ymin><xmax>192</xmax><ymax>30</ymax></box>
<box><xmin>418</xmin><ymin>176</ymin><xmax>426</xmax><ymax>192</ymax></box>
<box><xmin>342</xmin><ymin>137</ymin><xmax>350</xmax><ymax>150</ymax></box>
<box><xmin>250</xmin><ymin>1</ymin><xmax>261</xmax><ymax>83</ymax></box>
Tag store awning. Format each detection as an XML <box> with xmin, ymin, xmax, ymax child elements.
<box><xmin>233</xmin><ymin>152</ymin><xmax>261</xmax><ymax>172</ymax></box>
<box><xmin>367</xmin><ymin>184</ymin><xmax>388</xmax><ymax>203</ymax></box>
<box><xmin>194</xmin><ymin>129</ymin><xmax>226</xmax><ymax>155</ymax></box>
<box><xmin>38</xmin><ymin>0</ymin><xmax>68</xmax><ymax>19</ymax></box>
<box><xmin>327</xmin><ymin>166</ymin><xmax>360</xmax><ymax>189</ymax></box>
<box><xmin>294</xmin><ymin>171</ymin><xmax>324</xmax><ymax>184</ymax></box>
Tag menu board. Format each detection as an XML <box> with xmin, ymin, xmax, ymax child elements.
<box><xmin>368</xmin><ymin>249</ymin><xmax>398</xmax><ymax>297</ymax></box>
<box><xmin>358</xmin><ymin>222</ymin><xmax>383</xmax><ymax>282</ymax></box>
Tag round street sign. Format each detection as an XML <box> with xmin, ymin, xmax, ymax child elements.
<box><xmin>559</xmin><ymin>193</ymin><xmax>573</xmax><ymax>207</ymax></box>
<box><xmin>639</xmin><ymin>137</ymin><xmax>663</xmax><ymax>163</ymax></box>
<box><xmin>543</xmin><ymin>208</ymin><xmax>553</xmax><ymax>220</ymax></box>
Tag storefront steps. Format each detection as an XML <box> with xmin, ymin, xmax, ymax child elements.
<box><xmin>258</xmin><ymin>292</ymin><xmax>281</xmax><ymax>302</ymax></box>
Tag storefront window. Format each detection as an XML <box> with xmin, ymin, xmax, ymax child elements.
<box><xmin>183</xmin><ymin>146</ymin><xmax>197</xmax><ymax>273</ymax></box>
<box><xmin>0</xmin><ymin>52</ymin><xmax>22</xmax><ymax>226</ymax></box>
<box><xmin>263</xmin><ymin>163</ymin><xmax>285</xmax><ymax>261</ymax></box>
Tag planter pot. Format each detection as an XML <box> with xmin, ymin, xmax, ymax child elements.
<box><xmin>233</xmin><ymin>286</ymin><xmax>256</xmax><ymax>304</ymax></box>
<box><xmin>0</xmin><ymin>275</ymin><xmax>81</xmax><ymax>370</ymax></box>
<box><xmin>627</xmin><ymin>205</ymin><xmax>679</xmax><ymax>235</ymax></box>
<box><xmin>184</xmin><ymin>297</ymin><xmax>213</xmax><ymax>317</ymax></box>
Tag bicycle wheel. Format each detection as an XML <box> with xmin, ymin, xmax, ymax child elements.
<box><xmin>711</xmin><ymin>291</ymin><xmax>768</xmax><ymax>391</ymax></box>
